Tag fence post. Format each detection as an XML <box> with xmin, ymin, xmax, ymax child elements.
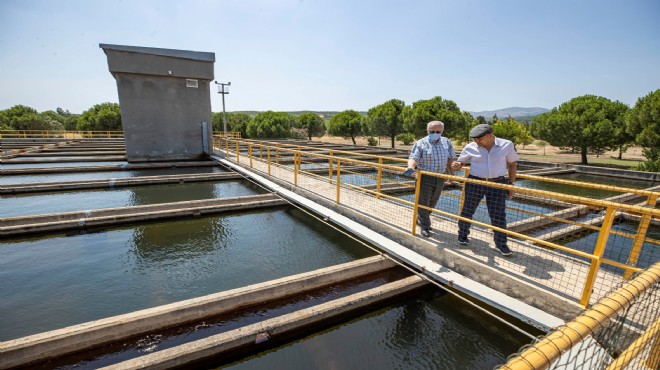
<box><xmin>458</xmin><ymin>168</ymin><xmax>470</xmax><ymax>216</ymax></box>
<box><xmin>235</xmin><ymin>140</ymin><xmax>240</xmax><ymax>162</ymax></box>
<box><xmin>248</xmin><ymin>143</ymin><xmax>253</xmax><ymax>167</ymax></box>
<box><xmin>411</xmin><ymin>170</ymin><xmax>423</xmax><ymax>235</ymax></box>
<box><xmin>336</xmin><ymin>159</ymin><xmax>341</xmax><ymax>204</ymax></box>
<box><xmin>376</xmin><ymin>157</ymin><xmax>383</xmax><ymax>200</ymax></box>
<box><xmin>580</xmin><ymin>205</ymin><xmax>617</xmax><ymax>306</ymax></box>
<box><xmin>267</xmin><ymin>148</ymin><xmax>271</xmax><ymax>176</ymax></box>
<box><xmin>624</xmin><ymin>193</ymin><xmax>657</xmax><ymax>279</ymax></box>
<box><xmin>293</xmin><ymin>152</ymin><xmax>298</xmax><ymax>187</ymax></box>
<box><xmin>328</xmin><ymin>150</ymin><xmax>334</xmax><ymax>183</ymax></box>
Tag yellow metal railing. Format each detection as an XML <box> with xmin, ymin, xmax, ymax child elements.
<box><xmin>213</xmin><ymin>137</ymin><xmax>660</xmax><ymax>308</ymax></box>
<box><xmin>0</xmin><ymin>130</ymin><xmax>124</xmax><ymax>139</ymax></box>
<box><xmin>500</xmin><ymin>260</ymin><xmax>660</xmax><ymax>370</ymax></box>
<box><xmin>213</xmin><ymin>132</ymin><xmax>241</xmax><ymax>139</ymax></box>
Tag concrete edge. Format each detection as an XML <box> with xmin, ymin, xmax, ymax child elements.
<box><xmin>0</xmin><ymin>256</ymin><xmax>396</xmax><ymax>369</ymax></box>
<box><xmin>99</xmin><ymin>276</ymin><xmax>427</xmax><ymax>370</ymax></box>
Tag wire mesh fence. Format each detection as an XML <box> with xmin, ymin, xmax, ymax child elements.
<box><xmin>498</xmin><ymin>261</ymin><xmax>660</xmax><ymax>370</ymax></box>
<box><xmin>214</xmin><ymin>137</ymin><xmax>660</xmax><ymax>309</ymax></box>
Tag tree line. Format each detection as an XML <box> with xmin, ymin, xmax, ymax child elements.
<box><xmin>2</xmin><ymin>89</ymin><xmax>658</xmax><ymax>171</ymax></box>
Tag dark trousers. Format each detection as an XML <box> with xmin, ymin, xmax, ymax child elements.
<box><xmin>458</xmin><ymin>177</ymin><xmax>508</xmax><ymax>247</ymax></box>
<box><xmin>417</xmin><ymin>174</ymin><xmax>445</xmax><ymax>230</ymax></box>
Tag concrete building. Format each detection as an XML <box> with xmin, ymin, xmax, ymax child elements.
<box><xmin>100</xmin><ymin>44</ymin><xmax>215</xmax><ymax>162</ymax></box>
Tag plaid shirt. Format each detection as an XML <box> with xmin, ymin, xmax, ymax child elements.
<box><xmin>409</xmin><ymin>135</ymin><xmax>455</xmax><ymax>173</ymax></box>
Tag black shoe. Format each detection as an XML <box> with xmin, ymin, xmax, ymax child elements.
<box><xmin>496</xmin><ymin>244</ymin><xmax>512</xmax><ymax>256</ymax></box>
<box><xmin>421</xmin><ymin>229</ymin><xmax>430</xmax><ymax>238</ymax></box>
<box><xmin>417</xmin><ymin>222</ymin><xmax>432</xmax><ymax>231</ymax></box>
<box><xmin>457</xmin><ymin>237</ymin><xmax>469</xmax><ymax>245</ymax></box>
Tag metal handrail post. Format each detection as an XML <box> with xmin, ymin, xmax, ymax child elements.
<box><xmin>580</xmin><ymin>205</ymin><xmax>617</xmax><ymax>306</ymax></box>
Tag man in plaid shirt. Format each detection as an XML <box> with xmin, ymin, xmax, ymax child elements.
<box><xmin>405</xmin><ymin>121</ymin><xmax>456</xmax><ymax>238</ymax></box>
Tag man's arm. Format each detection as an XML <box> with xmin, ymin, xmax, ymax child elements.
<box><xmin>507</xmin><ymin>161</ymin><xmax>517</xmax><ymax>183</ymax></box>
<box><xmin>407</xmin><ymin>158</ymin><xmax>417</xmax><ymax>171</ymax></box>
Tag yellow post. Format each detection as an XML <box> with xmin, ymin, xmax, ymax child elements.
<box><xmin>276</xmin><ymin>144</ymin><xmax>279</xmax><ymax>165</ymax></box>
<box><xmin>248</xmin><ymin>143</ymin><xmax>253</xmax><ymax>167</ymax></box>
<box><xmin>328</xmin><ymin>150</ymin><xmax>334</xmax><ymax>183</ymax></box>
<box><xmin>235</xmin><ymin>140</ymin><xmax>240</xmax><ymax>162</ymax></box>
<box><xmin>411</xmin><ymin>170</ymin><xmax>423</xmax><ymax>235</ymax></box>
<box><xmin>259</xmin><ymin>144</ymin><xmax>263</xmax><ymax>159</ymax></box>
<box><xmin>458</xmin><ymin>168</ymin><xmax>470</xmax><ymax>215</ymax></box>
<box><xmin>502</xmin><ymin>261</ymin><xmax>660</xmax><ymax>370</ymax></box>
<box><xmin>624</xmin><ymin>194</ymin><xmax>657</xmax><ymax>279</ymax></box>
<box><xmin>267</xmin><ymin>148</ymin><xmax>271</xmax><ymax>176</ymax></box>
<box><xmin>607</xmin><ymin>316</ymin><xmax>660</xmax><ymax>370</ymax></box>
<box><xmin>376</xmin><ymin>157</ymin><xmax>383</xmax><ymax>200</ymax></box>
<box><xmin>293</xmin><ymin>152</ymin><xmax>298</xmax><ymax>187</ymax></box>
<box><xmin>225</xmin><ymin>137</ymin><xmax>229</xmax><ymax>157</ymax></box>
<box><xmin>644</xmin><ymin>326</ymin><xmax>660</xmax><ymax>369</ymax></box>
<box><xmin>580</xmin><ymin>206</ymin><xmax>617</xmax><ymax>306</ymax></box>
<box><xmin>336</xmin><ymin>159</ymin><xmax>341</xmax><ymax>204</ymax></box>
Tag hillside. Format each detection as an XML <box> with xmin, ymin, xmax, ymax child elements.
<box><xmin>468</xmin><ymin>107</ymin><xmax>549</xmax><ymax>118</ymax></box>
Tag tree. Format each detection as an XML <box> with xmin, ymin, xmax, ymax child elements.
<box><xmin>0</xmin><ymin>105</ymin><xmax>63</xmax><ymax>131</ymax></box>
<box><xmin>626</xmin><ymin>89</ymin><xmax>660</xmax><ymax>171</ymax></box>
<box><xmin>327</xmin><ymin>110</ymin><xmax>364</xmax><ymax>145</ymax></box>
<box><xmin>246</xmin><ymin>111</ymin><xmax>293</xmax><ymax>138</ymax></box>
<box><xmin>78</xmin><ymin>103</ymin><xmax>122</xmax><ymax>131</ymax></box>
<box><xmin>64</xmin><ymin>115</ymin><xmax>81</xmax><ymax>131</ymax></box>
<box><xmin>531</xmin><ymin>95</ymin><xmax>627</xmax><ymax>164</ymax></box>
<box><xmin>402</xmin><ymin>96</ymin><xmax>473</xmax><ymax>143</ymax></box>
<box><xmin>365</xmin><ymin>99</ymin><xmax>405</xmax><ymax>148</ymax></box>
<box><xmin>296</xmin><ymin>112</ymin><xmax>326</xmax><ymax>140</ymax></box>
<box><xmin>212</xmin><ymin>112</ymin><xmax>251</xmax><ymax>138</ymax></box>
<box><xmin>608</xmin><ymin>101</ymin><xmax>634</xmax><ymax>159</ymax></box>
<box><xmin>535</xmin><ymin>140</ymin><xmax>549</xmax><ymax>155</ymax></box>
<box><xmin>492</xmin><ymin>116</ymin><xmax>533</xmax><ymax>148</ymax></box>
<box><xmin>41</xmin><ymin>110</ymin><xmax>66</xmax><ymax>125</ymax></box>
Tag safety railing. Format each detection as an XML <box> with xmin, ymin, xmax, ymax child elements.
<box><xmin>0</xmin><ymin>130</ymin><xmax>124</xmax><ymax>139</ymax></box>
<box><xmin>499</xmin><ymin>260</ymin><xmax>660</xmax><ymax>370</ymax></box>
<box><xmin>213</xmin><ymin>131</ymin><xmax>242</xmax><ymax>138</ymax></box>
<box><xmin>213</xmin><ymin>137</ymin><xmax>660</xmax><ymax>308</ymax></box>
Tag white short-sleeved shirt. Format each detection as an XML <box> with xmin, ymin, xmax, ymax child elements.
<box><xmin>457</xmin><ymin>137</ymin><xmax>519</xmax><ymax>178</ymax></box>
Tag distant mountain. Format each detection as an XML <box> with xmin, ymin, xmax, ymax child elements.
<box><xmin>468</xmin><ymin>107</ymin><xmax>549</xmax><ymax>118</ymax></box>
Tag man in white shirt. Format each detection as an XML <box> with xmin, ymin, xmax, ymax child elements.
<box><xmin>450</xmin><ymin>124</ymin><xmax>519</xmax><ymax>256</ymax></box>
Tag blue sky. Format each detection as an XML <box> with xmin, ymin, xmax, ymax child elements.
<box><xmin>1</xmin><ymin>0</ymin><xmax>658</xmax><ymax>114</ymax></box>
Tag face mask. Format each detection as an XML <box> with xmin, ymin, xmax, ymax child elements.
<box><xmin>428</xmin><ymin>133</ymin><xmax>441</xmax><ymax>142</ymax></box>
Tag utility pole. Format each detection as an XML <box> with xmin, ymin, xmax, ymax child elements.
<box><xmin>215</xmin><ymin>81</ymin><xmax>231</xmax><ymax>135</ymax></box>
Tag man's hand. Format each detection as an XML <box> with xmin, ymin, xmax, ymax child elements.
<box><xmin>507</xmin><ymin>182</ymin><xmax>515</xmax><ymax>199</ymax></box>
<box><xmin>451</xmin><ymin>161</ymin><xmax>463</xmax><ymax>171</ymax></box>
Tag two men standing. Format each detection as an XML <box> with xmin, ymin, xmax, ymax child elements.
<box><xmin>407</xmin><ymin>122</ymin><xmax>518</xmax><ymax>256</ymax></box>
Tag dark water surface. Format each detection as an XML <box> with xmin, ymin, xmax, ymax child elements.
<box><xmin>219</xmin><ymin>292</ymin><xmax>530</xmax><ymax>370</ymax></box>
<box><xmin>0</xmin><ymin>166</ymin><xmax>227</xmax><ymax>185</ymax></box>
<box><xmin>0</xmin><ymin>208</ymin><xmax>376</xmax><ymax>340</ymax></box>
<box><xmin>0</xmin><ymin>180</ymin><xmax>264</xmax><ymax>217</ymax></box>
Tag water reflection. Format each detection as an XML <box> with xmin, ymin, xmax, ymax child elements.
<box><xmin>220</xmin><ymin>292</ymin><xmax>530</xmax><ymax>370</ymax></box>
<box><xmin>0</xmin><ymin>181</ymin><xmax>265</xmax><ymax>217</ymax></box>
<box><xmin>0</xmin><ymin>166</ymin><xmax>227</xmax><ymax>185</ymax></box>
<box><xmin>0</xmin><ymin>208</ymin><xmax>375</xmax><ymax>340</ymax></box>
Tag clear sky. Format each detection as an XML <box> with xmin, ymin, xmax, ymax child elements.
<box><xmin>1</xmin><ymin>0</ymin><xmax>658</xmax><ymax>114</ymax></box>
